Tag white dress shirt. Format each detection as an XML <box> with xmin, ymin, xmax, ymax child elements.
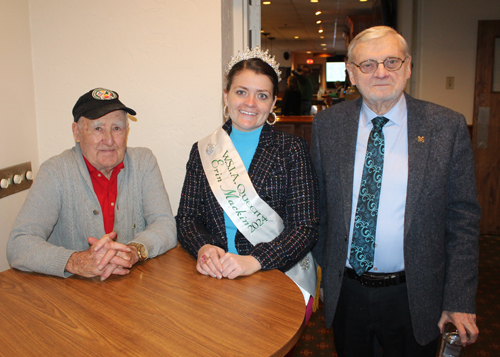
<box><xmin>346</xmin><ymin>94</ymin><xmax>409</xmax><ymax>273</ymax></box>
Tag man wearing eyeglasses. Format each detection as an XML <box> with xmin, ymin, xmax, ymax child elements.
<box><xmin>311</xmin><ymin>26</ymin><xmax>480</xmax><ymax>356</ymax></box>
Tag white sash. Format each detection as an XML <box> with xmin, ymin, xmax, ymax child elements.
<box><xmin>198</xmin><ymin>126</ymin><xmax>317</xmax><ymax>303</ymax></box>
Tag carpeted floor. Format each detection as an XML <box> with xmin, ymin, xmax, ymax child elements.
<box><xmin>293</xmin><ymin>235</ymin><xmax>500</xmax><ymax>357</ymax></box>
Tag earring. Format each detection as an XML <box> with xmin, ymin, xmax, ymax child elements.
<box><xmin>266</xmin><ymin>112</ymin><xmax>277</xmax><ymax>125</ymax></box>
<box><xmin>223</xmin><ymin>105</ymin><xmax>230</xmax><ymax>120</ymax></box>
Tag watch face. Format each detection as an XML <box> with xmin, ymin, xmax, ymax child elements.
<box><xmin>129</xmin><ymin>243</ymin><xmax>146</xmax><ymax>261</ymax></box>
<box><xmin>138</xmin><ymin>245</ymin><xmax>147</xmax><ymax>261</ymax></box>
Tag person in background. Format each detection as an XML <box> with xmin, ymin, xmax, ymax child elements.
<box><xmin>281</xmin><ymin>74</ymin><xmax>301</xmax><ymax>116</ymax></box>
<box><xmin>333</xmin><ymin>81</ymin><xmax>344</xmax><ymax>98</ymax></box>
<box><xmin>176</xmin><ymin>46</ymin><xmax>319</xmax><ymax>323</ymax></box>
<box><xmin>293</xmin><ymin>65</ymin><xmax>315</xmax><ymax>115</ymax></box>
<box><xmin>7</xmin><ymin>88</ymin><xmax>177</xmax><ymax>280</ymax></box>
<box><xmin>311</xmin><ymin>26</ymin><xmax>480</xmax><ymax>356</ymax></box>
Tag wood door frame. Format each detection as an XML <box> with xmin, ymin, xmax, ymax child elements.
<box><xmin>472</xmin><ymin>20</ymin><xmax>500</xmax><ymax>235</ymax></box>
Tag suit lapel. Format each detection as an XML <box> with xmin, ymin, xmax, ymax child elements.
<box><xmin>404</xmin><ymin>93</ymin><xmax>432</xmax><ymax>237</ymax></box>
<box><xmin>338</xmin><ymin>99</ymin><xmax>362</xmax><ymax>235</ymax></box>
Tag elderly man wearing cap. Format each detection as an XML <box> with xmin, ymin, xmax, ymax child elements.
<box><xmin>7</xmin><ymin>88</ymin><xmax>177</xmax><ymax>280</ymax></box>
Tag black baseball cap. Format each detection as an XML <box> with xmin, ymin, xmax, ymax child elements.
<box><xmin>72</xmin><ymin>88</ymin><xmax>136</xmax><ymax>122</ymax></box>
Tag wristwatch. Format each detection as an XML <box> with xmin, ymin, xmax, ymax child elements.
<box><xmin>127</xmin><ymin>242</ymin><xmax>148</xmax><ymax>262</ymax></box>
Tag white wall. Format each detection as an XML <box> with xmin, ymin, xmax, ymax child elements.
<box><xmin>30</xmin><ymin>0</ymin><xmax>223</xmax><ymax>217</ymax></box>
<box><xmin>415</xmin><ymin>0</ymin><xmax>500</xmax><ymax>124</ymax></box>
<box><xmin>0</xmin><ymin>0</ymin><xmax>39</xmax><ymax>272</ymax></box>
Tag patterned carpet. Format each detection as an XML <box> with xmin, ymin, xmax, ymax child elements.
<box><xmin>292</xmin><ymin>235</ymin><xmax>500</xmax><ymax>357</ymax></box>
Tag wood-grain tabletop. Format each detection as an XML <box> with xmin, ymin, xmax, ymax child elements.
<box><xmin>0</xmin><ymin>246</ymin><xmax>305</xmax><ymax>356</ymax></box>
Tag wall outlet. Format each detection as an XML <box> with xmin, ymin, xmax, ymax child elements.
<box><xmin>0</xmin><ymin>162</ymin><xmax>33</xmax><ymax>199</ymax></box>
<box><xmin>446</xmin><ymin>77</ymin><xmax>455</xmax><ymax>89</ymax></box>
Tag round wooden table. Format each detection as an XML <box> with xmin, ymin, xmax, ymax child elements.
<box><xmin>0</xmin><ymin>246</ymin><xmax>306</xmax><ymax>356</ymax></box>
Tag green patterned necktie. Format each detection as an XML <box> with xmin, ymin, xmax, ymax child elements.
<box><xmin>349</xmin><ymin>116</ymin><xmax>389</xmax><ymax>276</ymax></box>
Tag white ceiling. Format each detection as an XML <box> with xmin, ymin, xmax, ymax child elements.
<box><xmin>260</xmin><ymin>0</ymin><xmax>378</xmax><ymax>55</ymax></box>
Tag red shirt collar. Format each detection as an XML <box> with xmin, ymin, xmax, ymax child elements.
<box><xmin>83</xmin><ymin>156</ymin><xmax>124</xmax><ymax>178</ymax></box>
<box><xmin>83</xmin><ymin>155</ymin><xmax>124</xmax><ymax>234</ymax></box>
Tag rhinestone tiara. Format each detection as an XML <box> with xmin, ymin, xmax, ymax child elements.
<box><xmin>225</xmin><ymin>45</ymin><xmax>282</xmax><ymax>81</ymax></box>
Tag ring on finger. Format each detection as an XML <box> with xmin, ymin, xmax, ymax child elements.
<box><xmin>201</xmin><ymin>254</ymin><xmax>211</xmax><ymax>264</ymax></box>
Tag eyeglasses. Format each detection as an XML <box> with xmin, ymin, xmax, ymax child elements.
<box><xmin>351</xmin><ymin>57</ymin><xmax>406</xmax><ymax>74</ymax></box>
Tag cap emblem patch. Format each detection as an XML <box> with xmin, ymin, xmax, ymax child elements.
<box><xmin>92</xmin><ymin>88</ymin><xmax>118</xmax><ymax>100</ymax></box>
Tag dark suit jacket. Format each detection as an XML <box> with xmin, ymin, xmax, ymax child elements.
<box><xmin>177</xmin><ymin>120</ymin><xmax>319</xmax><ymax>272</ymax></box>
<box><xmin>311</xmin><ymin>93</ymin><xmax>481</xmax><ymax>345</ymax></box>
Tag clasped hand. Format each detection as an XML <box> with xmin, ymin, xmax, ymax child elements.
<box><xmin>65</xmin><ymin>232</ymin><xmax>139</xmax><ymax>280</ymax></box>
<box><xmin>197</xmin><ymin>244</ymin><xmax>261</xmax><ymax>279</ymax></box>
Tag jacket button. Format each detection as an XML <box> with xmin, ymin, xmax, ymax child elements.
<box><xmin>93</xmin><ymin>210</ymin><xmax>99</xmax><ymax>215</ymax></box>
<box><xmin>339</xmin><ymin>271</ymin><xmax>342</xmax><ymax>277</ymax></box>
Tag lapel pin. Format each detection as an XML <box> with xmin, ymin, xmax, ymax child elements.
<box><xmin>418</xmin><ymin>136</ymin><xmax>425</xmax><ymax>143</ymax></box>
<box><xmin>206</xmin><ymin>143</ymin><xmax>215</xmax><ymax>155</ymax></box>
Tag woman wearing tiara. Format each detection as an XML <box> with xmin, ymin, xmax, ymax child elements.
<box><xmin>176</xmin><ymin>47</ymin><xmax>319</xmax><ymax>321</ymax></box>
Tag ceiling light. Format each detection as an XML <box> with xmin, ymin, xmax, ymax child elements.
<box><xmin>360</xmin><ymin>0</ymin><xmax>368</xmax><ymax>2</ymax></box>
<box><xmin>321</xmin><ymin>44</ymin><xmax>327</xmax><ymax>46</ymax></box>
<box><xmin>315</xmin><ymin>11</ymin><xmax>322</xmax><ymax>15</ymax></box>
<box><xmin>294</xmin><ymin>36</ymin><xmax>299</xmax><ymax>39</ymax></box>
<box><xmin>316</xmin><ymin>20</ymin><xmax>322</xmax><ymax>24</ymax></box>
<box><xmin>307</xmin><ymin>51</ymin><xmax>312</xmax><ymax>54</ymax></box>
<box><xmin>318</xmin><ymin>29</ymin><xmax>323</xmax><ymax>33</ymax></box>
<box><xmin>263</xmin><ymin>1</ymin><xmax>271</xmax><ymax>4</ymax></box>
<box><xmin>310</xmin><ymin>0</ymin><xmax>319</xmax><ymax>2</ymax></box>
<box><xmin>320</xmin><ymin>36</ymin><xmax>324</xmax><ymax>39</ymax></box>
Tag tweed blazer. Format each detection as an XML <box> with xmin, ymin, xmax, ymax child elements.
<box><xmin>311</xmin><ymin>93</ymin><xmax>481</xmax><ymax>345</ymax></box>
<box><xmin>176</xmin><ymin>120</ymin><xmax>319</xmax><ymax>271</ymax></box>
